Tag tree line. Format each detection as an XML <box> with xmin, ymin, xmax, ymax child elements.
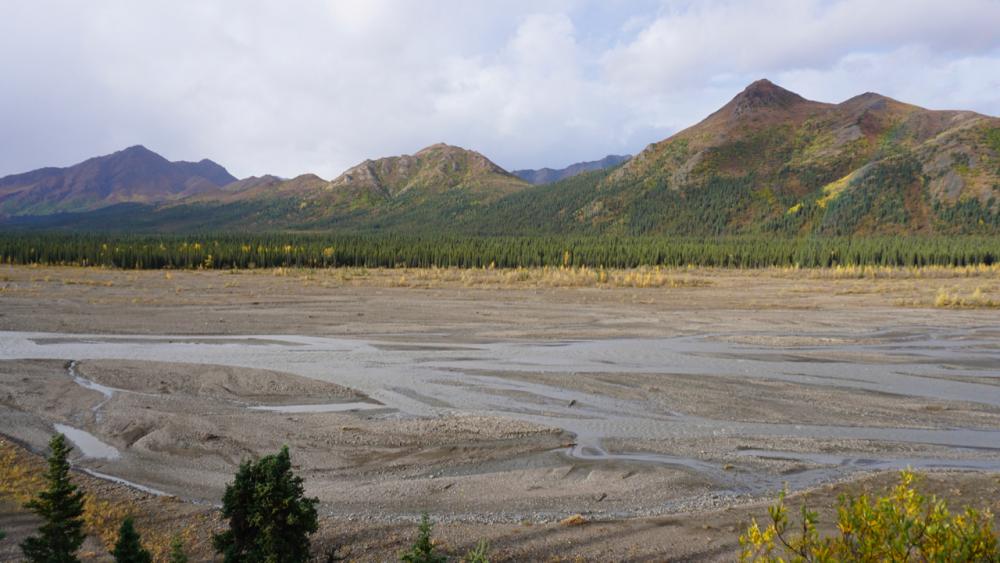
<box><xmin>0</xmin><ymin>234</ymin><xmax>997</xmax><ymax>269</ymax></box>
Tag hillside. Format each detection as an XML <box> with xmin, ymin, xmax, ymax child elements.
<box><xmin>513</xmin><ymin>154</ymin><xmax>631</xmax><ymax>185</ymax></box>
<box><xmin>0</xmin><ymin>145</ymin><xmax>236</xmax><ymax>216</ymax></box>
<box><xmin>473</xmin><ymin>80</ymin><xmax>1000</xmax><ymax>236</ymax></box>
<box><xmin>328</xmin><ymin>143</ymin><xmax>528</xmax><ymax>201</ymax></box>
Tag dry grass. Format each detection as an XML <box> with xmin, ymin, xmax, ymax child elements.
<box><xmin>784</xmin><ymin>264</ymin><xmax>1000</xmax><ymax>280</ymax></box>
<box><xmin>559</xmin><ymin>514</ymin><xmax>588</xmax><ymax>526</ymax></box>
<box><xmin>236</xmin><ymin>264</ymin><xmax>1000</xmax><ymax>288</ymax></box>
<box><xmin>933</xmin><ymin>286</ymin><xmax>1000</xmax><ymax>308</ymax></box>
<box><xmin>0</xmin><ymin>439</ymin><xmax>202</xmax><ymax>560</ymax></box>
<box><xmin>257</xmin><ymin>266</ymin><xmax>715</xmax><ymax>289</ymax></box>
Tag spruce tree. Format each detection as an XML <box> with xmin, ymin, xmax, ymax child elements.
<box><xmin>21</xmin><ymin>433</ymin><xmax>86</xmax><ymax>563</ymax></box>
<box><xmin>400</xmin><ymin>513</ymin><xmax>446</xmax><ymax>563</ymax></box>
<box><xmin>213</xmin><ymin>446</ymin><xmax>318</xmax><ymax>563</ymax></box>
<box><xmin>111</xmin><ymin>517</ymin><xmax>152</xmax><ymax>563</ymax></box>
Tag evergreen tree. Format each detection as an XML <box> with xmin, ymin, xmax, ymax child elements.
<box><xmin>213</xmin><ymin>446</ymin><xmax>318</xmax><ymax>563</ymax></box>
<box><xmin>168</xmin><ymin>535</ymin><xmax>188</xmax><ymax>563</ymax></box>
<box><xmin>111</xmin><ymin>517</ymin><xmax>152</xmax><ymax>563</ymax></box>
<box><xmin>400</xmin><ymin>513</ymin><xmax>446</xmax><ymax>563</ymax></box>
<box><xmin>21</xmin><ymin>433</ymin><xmax>86</xmax><ymax>563</ymax></box>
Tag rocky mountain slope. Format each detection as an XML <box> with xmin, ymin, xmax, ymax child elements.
<box><xmin>473</xmin><ymin>79</ymin><xmax>1000</xmax><ymax>235</ymax></box>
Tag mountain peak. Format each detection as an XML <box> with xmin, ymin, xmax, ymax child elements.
<box><xmin>0</xmin><ymin>145</ymin><xmax>236</xmax><ymax>216</ymax></box>
<box><xmin>729</xmin><ymin>79</ymin><xmax>807</xmax><ymax>116</ymax></box>
<box><xmin>330</xmin><ymin>143</ymin><xmax>526</xmax><ymax>200</ymax></box>
<box><xmin>419</xmin><ymin>142</ymin><xmax>453</xmax><ymax>151</ymax></box>
<box><xmin>839</xmin><ymin>91</ymin><xmax>901</xmax><ymax>112</ymax></box>
<box><xmin>415</xmin><ymin>143</ymin><xmax>468</xmax><ymax>157</ymax></box>
<box><xmin>119</xmin><ymin>144</ymin><xmax>157</xmax><ymax>157</ymax></box>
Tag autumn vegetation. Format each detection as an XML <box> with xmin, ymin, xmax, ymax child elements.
<box><xmin>740</xmin><ymin>471</ymin><xmax>998</xmax><ymax>562</ymax></box>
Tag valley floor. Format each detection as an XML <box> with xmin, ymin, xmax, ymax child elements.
<box><xmin>0</xmin><ymin>265</ymin><xmax>998</xmax><ymax>561</ymax></box>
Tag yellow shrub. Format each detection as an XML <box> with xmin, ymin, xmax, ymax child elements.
<box><xmin>934</xmin><ymin>286</ymin><xmax>999</xmax><ymax>308</ymax></box>
<box><xmin>740</xmin><ymin>471</ymin><xmax>998</xmax><ymax>562</ymax></box>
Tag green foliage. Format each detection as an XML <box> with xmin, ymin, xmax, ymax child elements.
<box><xmin>933</xmin><ymin>197</ymin><xmax>1000</xmax><ymax>233</ymax></box>
<box><xmin>740</xmin><ymin>471</ymin><xmax>999</xmax><ymax>562</ymax></box>
<box><xmin>623</xmin><ymin>175</ymin><xmax>759</xmax><ymax>235</ymax></box>
<box><xmin>168</xmin><ymin>535</ymin><xmax>188</xmax><ymax>563</ymax></box>
<box><xmin>112</xmin><ymin>517</ymin><xmax>152</xmax><ymax>563</ymax></box>
<box><xmin>985</xmin><ymin>127</ymin><xmax>1000</xmax><ymax>154</ymax></box>
<box><xmin>819</xmin><ymin>155</ymin><xmax>920</xmax><ymax>235</ymax></box>
<box><xmin>21</xmin><ymin>433</ymin><xmax>86</xmax><ymax>563</ymax></box>
<box><xmin>400</xmin><ymin>513</ymin><xmax>447</xmax><ymax>563</ymax></box>
<box><xmin>213</xmin><ymin>446</ymin><xmax>318</xmax><ymax>563</ymax></box>
<box><xmin>464</xmin><ymin>540</ymin><xmax>491</xmax><ymax>563</ymax></box>
<box><xmin>1</xmin><ymin>233</ymin><xmax>998</xmax><ymax>270</ymax></box>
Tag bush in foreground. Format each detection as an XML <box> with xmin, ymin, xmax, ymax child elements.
<box><xmin>740</xmin><ymin>471</ymin><xmax>998</xmax><ymax>562</ymax></box>
<box><xmin>213</xmin><ymin>445</ymin><xmax>318</xmax><ymax>563</ymax></box>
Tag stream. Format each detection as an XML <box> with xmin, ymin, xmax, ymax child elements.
<box><xmin>2</xmin><ymin>326</ymin><xmax>999</xmax><ymax>499</ymax></box>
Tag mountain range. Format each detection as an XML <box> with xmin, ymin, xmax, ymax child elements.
<box><xmin>2</xmin><ymin>79</ymin><xmax>998</xmax><ymax>235</ymax></box>
<box><xmin>513</xmin><ymin>155</ymin><xmax>631</xmax><ymax>185</ymax></box>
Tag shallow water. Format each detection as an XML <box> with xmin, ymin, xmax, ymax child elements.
<box><xmin>3</xmin><ymin>326</ymin><xmax>999</xmax><ymax>496</ymax></box>
<box><xmin>54</xmin><ymin>423</ymin><xmax>120</xmax><ymax>460</ymax></box>
<box><xmin>80</xmin><ymin>468</ymin><xmax>170</xmax><ymax>497</ymax></box>
<box><xmin>249</xmin><ymin>402</ymin><xmax>384</xmax><ymax>413</ymax></box>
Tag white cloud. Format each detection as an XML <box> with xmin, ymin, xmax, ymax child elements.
<box><xmin>0</xmin><ymin>0</ymin><xmax>997</xmax><ymax>179</ymax></box>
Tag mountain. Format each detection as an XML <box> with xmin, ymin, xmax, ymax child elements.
<box><xmin>205</xmin><ymin>143</ymin><xmax>532</xmax><ymax>231</ymax></box>
<box><xmin>472</xmin><ymin>79</ymin><xmax>1000</xmax><ymax>236</ymax></box>
<box><xmin>329</xmin><ymin>143</ymin><xmax>528</xmax><ymax>202</ymax></box>
<box><xmin>114</xmin><ymin>143</ymin><xmax>531</xmax><ymax>232</ymax></box>
<box><xmin>2</xmin><ymin>81</ymin><xmax>998</xmax><ymax>235</ymax></box>
<box><xmin>0</xmin><ymin>145</ymin><xmax>236</xmax><ymax>216</ymax></box>
<box><xmin>513</xmin><ymin>154</ymin><xmax>631</xmax><ymax>185</ymax></box>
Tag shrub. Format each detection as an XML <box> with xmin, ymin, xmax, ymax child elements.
<box><xmin>21</xmin><ymin>434</ymin><xmax>87</xmax><ymax>563</ymax></box>
<box><xmin>400</xmin><ymin>513</ymin><xmax>447</xmax><ymax>563</ymax></box>
<box><xmin>740</xmin><ymin>471</ymin><xmax>999</xmax><ymax>562</ymax></box>
<box><xmin>213</xmin><ymin>446</ymin><xmax>318</xmax><ymax>563</ymax></box>
<box><xmin>168</xmin><ymin>535</ymin><xmax>188</xmax><ymax>563</ymax></box>
<box><xmin>112</xmin><ymin>517</ymin><xmax>152</xmax><ymax>563</ymax></box>
<box><xmin>464</xmin><ymin>539</ymin><xmax>491</xmax><ymax>563</ymax></box>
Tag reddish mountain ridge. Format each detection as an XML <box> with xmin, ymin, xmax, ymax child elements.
<box><xmin>0</xmin><ymin>145</ymin><xmax>236</xmax><ymax>216</ymax></box>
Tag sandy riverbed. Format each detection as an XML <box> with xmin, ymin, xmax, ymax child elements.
<box><xmin>1</xmin><ymin>265</ymin><xmax>998</xmax><ymax>561</ymax></box>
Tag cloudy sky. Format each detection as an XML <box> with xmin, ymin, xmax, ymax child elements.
<box><xmin>2</xmin><ymin>0</ymin><xmax>999</xmax><ymax>179</ymax></box>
